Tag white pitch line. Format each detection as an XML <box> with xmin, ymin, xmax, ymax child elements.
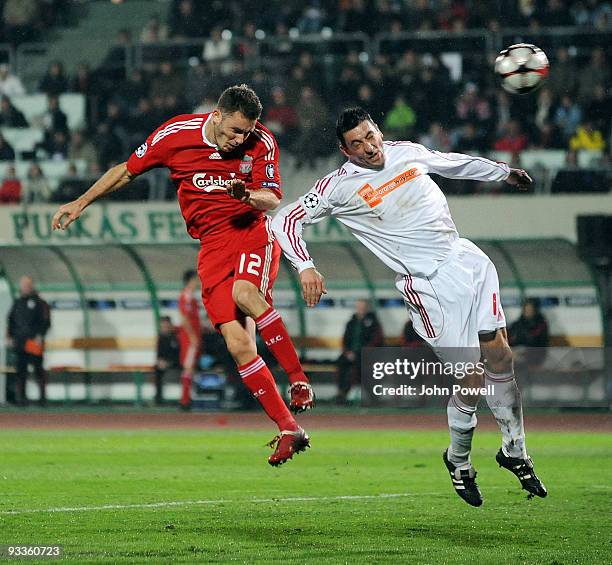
<box><xmin>0</xmin><ymin>493</ymin><xmax>426</xmax><ymax>516</ymax></box>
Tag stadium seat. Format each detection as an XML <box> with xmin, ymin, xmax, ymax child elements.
<box><xmin>9</xmin><ymin>93</ymin><xmax>86</xmax><ymax>131</ymax></box>
<box><xmin>0</xmin><ymin>127</ymin><xmax>44</xmax><ymax>153</ymax></box>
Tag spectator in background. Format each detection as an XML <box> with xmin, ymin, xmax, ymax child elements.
<box><xmin>39</xmin><ymin>95</ymin><xmax>68</xmax><ymax>134</ymax></box>
<box><xmin>185</xmin><ymin>62</ymin><xmax>218</xmax><ymax>110</ymax></box>
<box><xmin>578</xmin><ymin>47</ymin><xmax>610</xmax><ymax>104</ymax></box>
<box><xmin>508</xmin><ymin>298</ymin><xmax>549</xmax><ymax>368</ymax></box>
<box><xmin>70</xmin><ymin>62</ymin><xmax>99</xmax><ymax>98</ymax></box>
<box><xmin>6</xmin><ymin>275</ymin><xmax>51</xmax><ymax>406</ymax></box>
<box><xmin>39</xmin><ymin>61</ymin><xmax>68</xmax><ymax>96</ymax></box>
<box><xmin>149</xmin><ymin>61</ymin><xmax>185</xmax><ymax>103</ymax></box>
<box><xmin>286</xmin><ymin>65</ymin><xmax>309</xmax><ymax>106</ymax></box>
<box><xmin>193</xmin><ymin>96</ymin><xmax>216</xmax><ymax>115</ymax></box>
<box><xmin>128</xmin><ymin>98</ymin><xmax>158</xmax><ymax>141</ymax></box>
<box><xmin>585</xmin><ymin>84</ymin><xmax>612</xmax><ymax>134</ymax></box>
<box><xmin>24</xmin><ymin>162</ymin><xmax>52</xmax><ymax>203</ymax></box>
<box><xmin>68</xmin><ymin>130</ymin><xmax>97</xmax><ymax>165</ymax></box>
<box><xmin>203</xmin><ymin>26</ymin><xmax>232</xmax><ymax>63</ymax></box>
<box><xmin>452</xmin><ymin>122</ymin><xmax>487</xmax><ymax>152</ymax></box>
<box><xmin>353</xmin><ymin>83</ymin><xmax>385</xmax><ymax>125</ymax></box>
<box><xmin>0</xmin><ymin>133</ymin><xmax>16</xmax><ymax>161</ymax></box>
<box><xmin>297</xmin><ymin>3</ymin><xmax>326</xmax><ymax>34</ymax></box>
<box><xmin>116</xmin><ymin>70</ymin><xmax>149</xmax><ymax>113</ymax></box>
<box><xmin>293</xmin><ymin>86</ymin><xmax>328</xmax><ymax>169</ymax></box>
<box><xmin>492</xmin><ymin>90</ymin><xmax>514</xmax><ymax>135</ymax></box>
<box><xmin>534</xmin><ymin>88</ymin><xmax>555</xmax><ymax>132</ymax></box>
<box><xmin>3</xmin><ymin>0</ymin><xmax>41</xmax><ymax>44</ymax></box>
<box><xmin>336</xmin><ymin>299</ymin><xmax>384</xmax><ymax>404</ymax></box>
<box><xmin>235</xmin><ymin>22</ymin><xmax>259</xmax><ymax>66</ymax></box>
<box><xmin>384</xmin><ymin>95</ymin><xmax>417</xmax><ymax>139</ymax></box>
<box><xmin>0</xmin><ymin>95</ymin><xmax>28</xmax><ymax>127</ymax></box>
<box><xmin>154</xmin><ymin>315</ymin><xmax>180</xmax><ymax>405</ymax></box>
<box><xmin>169</xmin><ymin>0</ymin><xmax>203</xmax><ymax>39</ymax></box>
<box><xmin>418</xmin><ymin>122</ymin><xmax>451</xmax><ymax>152</ymax></box>
<box><xmin>0</xmin><ymin>64</ymin><xmax>25</xmax><ymax>97</ymax></box>
<box><xmin>39</xmin><ymin>130</ymin><xmax>69</xmax><ymax>161</ymax></box>
<box><xmin>494</xmin><ymin>120</ymin><xmax>528</xmax><ymax>153</ymax></box>
<box><xmin>94</xmin><ymin>122</ymin><xmax>124</xmax><ymax>170</ymax></box>
<box><xmin>455</xmin><ymin>82</ymin><xmax>492</xmax><ymax>128</ymax></box>
<box><xmin>570</xmin><ymin>121</ymin><xmax>606</xmax><ymax>151</ymax></box>
<box><xmin>140</xmin><ymin>14</ymin><xmax>169</xmax><ymax>43</ymax></box>
<box><xmin>264</xmin><ymin>86</ymin><xmax>298</xmax><ymax>149</ymax></box>
<box><xmin>555</xmin><ymin>95</ymin><xmax>582</xmax><ymax>140</ymax></box>
<box><xmin>0</xmin><ymin>164</ymin><xmax>21</xmax><ymax>203</ymax></box>
<box><xmin>100</xmin><ymin>29</ymin><xmax>132</xmax><ymax>83</ymax></box>
<box><xmin>547</xmin><ymin>47</ymin><xmax>578</xmax><ymax>99</ymax></box>
<box><xmin>51</xmin><ymin>163</ymin><xmax>88</xmax><ymax>202</ymax></box>
<box><xmin>534</xmin><ymin>121</ymin><xmax>562</xmax><ymax>149</ymax></box>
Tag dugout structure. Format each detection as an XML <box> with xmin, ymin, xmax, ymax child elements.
<box><xmin>0</xmin><ymin>239</ymin><xmax>606</xmax><ymax>406</ymax></box>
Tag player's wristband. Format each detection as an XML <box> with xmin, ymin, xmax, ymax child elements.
<box><xmin>242</xmin><ymin>190</ymin><xmax>251</xmax><ymax>203</ymax></box>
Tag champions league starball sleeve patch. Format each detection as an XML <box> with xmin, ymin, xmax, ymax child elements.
<box><xmin>135</xmin><ymin>142</ymin><xmax>148</xmax><ymax>158</ymax></box>
<box><xmin>302</xmin><ymin>191</ymin><xmax>321</xmax><ymax>210</ymax></box>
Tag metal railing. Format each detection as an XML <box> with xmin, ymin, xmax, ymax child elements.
<box><xmin>9</xmin><ymin>27</ymin><xmax>610</xmax><ymax>90</ymax></box>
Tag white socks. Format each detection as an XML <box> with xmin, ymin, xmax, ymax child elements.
<box><xmin>484</xmin><ymin>369</ymin><xmax>527</xmax><ymax>459</ymax></box>
<box><xmin>446</xmin><ymin>395</ymin><xmax>477</xmax><ymax>470</ymax></box>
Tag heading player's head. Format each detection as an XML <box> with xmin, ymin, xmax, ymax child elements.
<box><xmin>336</xmin><ymin>107</ymin><xmax>385</xmax><ymax>170</ymax></box>
<box><xmin>210</xmin><ymin>84</ymin><xmax>262</xmax><ymax>153</ymax></box>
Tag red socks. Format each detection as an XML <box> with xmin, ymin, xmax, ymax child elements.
<box><xmin>180</xmin><ymin>370</ymin><xmax>192</xmax><ymax>406</ymax></box>
<box><xmin>238</xmin><ymin>356</ymin><xmax>297</xmax><ymax>431</ymax></box>
<box><xmin>255</xmin><ymin>307</ymin><xmax>309</xmax><ymax>385</ymax></box>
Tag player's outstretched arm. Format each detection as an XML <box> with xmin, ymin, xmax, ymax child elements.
<box><xmin>227</xmin><ymin>179</ymin><xmax>280</xmax><ymax>210</ymax></box>
<box><xmin>51</xmin><ymin>162</ymin><xmax>134</xmax><ymax>230</ymax></box>
<box><xmin>505</xmin><ymin>168</ymin><xmax>533</xmax><ymax>191</ymax></box>
<box><xmin>299</xmin><ymin>268</ymin><xmax>327</xmax><ymax>308</ymax></box>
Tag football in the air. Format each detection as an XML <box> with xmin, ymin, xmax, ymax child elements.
<box><xmin>494</xmin><ymin>43</ymin><xmax>549</xmax><ymax>95</ymax></box>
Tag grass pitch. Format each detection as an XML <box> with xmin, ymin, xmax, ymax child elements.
<box><xmin>0</xmin><ymin>427</ymin><xmax>610</xmax><ymax>564</ymax></box>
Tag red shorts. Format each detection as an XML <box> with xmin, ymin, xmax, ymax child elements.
<box><xmin>178</xmin><ymin>332</ymin><xmax>200</xmax><ymax>370</ymax></box>
<box><xmin>197</xmin><ymin>233</ymin><xmax>280</xmax><ymax>329</ymax></box>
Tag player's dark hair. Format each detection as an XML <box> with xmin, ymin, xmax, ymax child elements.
<box><xmin>183</xmin><ymin>269</ymin><xmax>197</xmax><ymax>286</ymax></box>
<box><xmin>217</xmin><ymin>84</ymin><xmax>262</xmax><ymax>121</ymax></box>
<box><xmin>159</xmin><ymin>315</ymin><xmax>172</xmax><ymax>324</ymax></box>
<box><xmin>336</xmin><ymin>107</ymin><xmax>374</xmax><ymax>147</ymax></box>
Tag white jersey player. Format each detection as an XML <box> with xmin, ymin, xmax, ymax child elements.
<box><xmin>271</xmin><ymin>107</ymin><xmax>547</xmax><ymax>507</ymax></box>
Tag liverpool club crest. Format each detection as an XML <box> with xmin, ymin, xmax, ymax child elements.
<box><xmin>240</xmin><ymin>155</ymin><xmax>253</xmax><ymax>174</ymax></box>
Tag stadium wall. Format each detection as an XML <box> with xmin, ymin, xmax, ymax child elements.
<box><xmin>0</xmin><ymin>196</ymin><xmax>610</xmax><ymax>245</ymax></box>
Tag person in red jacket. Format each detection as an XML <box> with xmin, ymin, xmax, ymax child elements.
<box><xmin>0</xmin><ymin>164</ymin><xmax>21</xmax><ymax>203</ymax></box>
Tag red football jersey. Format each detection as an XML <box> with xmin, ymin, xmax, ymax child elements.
<box><xmin>126</xmin><ymin>113</ymin><xmax>281</xmax><ymax>242</ymax></box>
<box><xmin>178</xmin><ymin>287</ymin><xmax>201</xmax><ymax>338</ymax></box>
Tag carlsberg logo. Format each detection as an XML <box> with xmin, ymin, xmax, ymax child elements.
<box><xmin>192</xmin><ymin>173</ymin><xmax>235</xmax><ymax>191</ymax></box>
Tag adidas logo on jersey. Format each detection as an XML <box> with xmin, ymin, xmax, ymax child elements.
<box><xmin>209</xmin><ymin>152</ymin><xmax>222</xmax><ymax>159</ymax></box>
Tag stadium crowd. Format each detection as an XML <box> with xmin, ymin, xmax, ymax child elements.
<box><xmin>0</xmin><ymin>0</ymin><xmax>610</xmax><ymax>203</ymax></box>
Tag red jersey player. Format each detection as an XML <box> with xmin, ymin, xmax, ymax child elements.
<box><xmin>178</xmin><ymin>269</ymin><xmax>201</xmax><ymax>409</ymax></box>
<box><xmin>51</xmin><ymin>85</ymin><xmax>313</xmax><ymax>466</ymax></box>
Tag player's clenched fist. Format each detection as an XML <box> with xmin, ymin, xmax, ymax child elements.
<box><xmin>506</xmin><ymin>168</ymin><xmax>533</xmax><ymax>191</ymax></box>
<box><xmin>299</xmin><ymin>267</ymin><xmax>327</xmax><ymax>307</ymax></box>
<box><xmin>227</xmin><ymin>179</ymin><xmax>251</xmax><ymax>202</ymax></box>
<box><xmin>51</xmin><ymin>200</ymin><xmax>86</xmax><ymax>230</ymax></box>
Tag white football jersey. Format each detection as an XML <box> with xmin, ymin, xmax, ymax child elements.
<box><xmin>271</xmin><ymin>141</ymin><xmax>510</xmax><ymax>277</ymax></box>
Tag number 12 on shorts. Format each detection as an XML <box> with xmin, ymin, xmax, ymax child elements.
<box><xmin>239</xmin><ymin>252</ymin><xmax>262</xmax><ymax>276</ymax></box>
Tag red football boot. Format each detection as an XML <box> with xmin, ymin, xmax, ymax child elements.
<box><xmin>289</xmin><ymin>382</ymin><xmax>315</xmax><ymax>414</ymax></box>
<box><xmin>267</xmin><ymin>427</ymin><xmax>310</xmax><ymax>466</ymax></box>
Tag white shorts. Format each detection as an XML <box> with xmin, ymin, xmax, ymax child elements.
<box><xmin>395</xmin><ymin>238</ymin><xmax>506</xmax><ymax>363</ymax></box>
